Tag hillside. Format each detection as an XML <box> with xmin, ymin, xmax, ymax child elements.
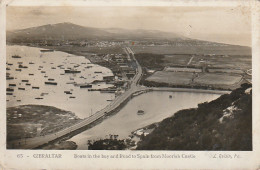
<box><xmin>6</xmin><ymin>22</ymin><xmax>184</xmax><ymax>42</ymax></box>
<box><xmin>137</xmin><ymin>83</ymin><xmax>252</xmax><ymax>150</ymax></box>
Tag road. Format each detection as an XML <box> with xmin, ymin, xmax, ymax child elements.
<box><xmin>8</xmin><ymin>47</ymin><xmax>230</xmax><ymax>149</ymax></box>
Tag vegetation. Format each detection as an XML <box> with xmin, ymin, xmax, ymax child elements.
<box><xmin>137</xmin><ymin>83</ymin><xmax>252</xmax><ymax>150</ymax></box>
<box><xmin>88</xmin><ymin>135</ymin><xmax>127</xmax><ymax>150</ymax></box>
<box><xmin>135</xmin><ymin>53</ymin><xmax>165</xmax><ymax>70</ymax></box>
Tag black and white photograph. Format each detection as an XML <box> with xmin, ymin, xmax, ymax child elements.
<box><xmin>1</xmin><ymin>1</ymin><xmax>260</xmax><ymax>169</ymax></box>
<box><xmin>5</xmin><ymin>5</ymin><xmax>253</xmax><ymax>151</ymax></box>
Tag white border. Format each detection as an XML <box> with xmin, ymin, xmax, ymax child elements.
<box><xmin>0</xmin><ymin>0</ymin><xmax>259</xmax><ymax>169</ymax></box>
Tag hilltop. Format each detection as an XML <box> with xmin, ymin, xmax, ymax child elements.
<box><xmin>7</xmin><ymin>22</ymin><xmax>185</xmax><ymax>42</ymax></box>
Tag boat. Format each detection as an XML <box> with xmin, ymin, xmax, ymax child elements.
<box><xmin>80</xmin><ymin>84</ymin><xmax>92</xmax><ymax>88</ymax></box>
<box><xmin>6</xmin><ymin>88</ymin><xmax>14</xmax><ymax>92</ymax></box>
<box><xmin>25</xmin><ymin>83</ymin><xmax>31</xmax><ymax>86</ymax></box>
<box><xmin>12</xmin><ymin>55</ymin><xmax>21</xmax><ymax>58</ymax></box>
<box><xmin>9</xmin><ymin>84</ymin><xmax>16</xmax><ymax>87</ymax></box>
<box><xmin>18</xmin><ymin>65</ymin><xmax>28</xmax><ymax>68</ymax></box>
<box><xmin>40</xmin><ymin>93</ymin><xmax>48</xmax><ymax>96</ymax></box>
<box><xmin>45</xmin><ymin>82</ymin><xmax>57</xmax><ymax>85</ymax></box>
<box><xmin>65</xmin><ymin>70</ymin><xmax>81</xmax><ymax>74</ymax></box>
<box><xmin>6</xmin><ymin>77</ymin><xmax>14</xmax><ymax>80</ymax></box>
<box><xmin>48</xmin><ymin>78</ymin><xmax>55</xmax><ymax>81</ymax></box>
<box><xmin>137</xmin><ymin>110</ymin><xmax>145</xmax><ymax>115</ymax></box>
<box><xmin>64</xmin><ymin>91</ymin><xmax>72</xmax><ymax>94</ymax></box>
<box><xmin>40</xmin><ymin>49</ymin><xmax>54</xmax><ymax>52</ymax></box>
<box><xmin>32</xmin><ymin>87</ymin><xmax>40</xmax><ymax>89</ymax></box>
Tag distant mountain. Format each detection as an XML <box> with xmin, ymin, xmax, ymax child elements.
<box><xmin>7</xmin><ymin>22</ymin><xmax>186</xmax><ymax>42</ymax></box>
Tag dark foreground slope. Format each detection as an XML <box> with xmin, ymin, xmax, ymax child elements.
<box><xmin>137</xmin><ymin>84</ymin><xmax>252</xmax><ymax>150</ymax></box>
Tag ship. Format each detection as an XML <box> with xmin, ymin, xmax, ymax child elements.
<box><xmin>45</xmin><ymin>82</ymin><xmax>57</xmax><ymax>85</ymax></box>
<box><xmin>40</xmin><ymin>49</ymin><xmax>54</xmax><ymax>52</ymax></box>
<box><xmin>137</xmin><ymin>110</ymin><xmax>145</xmax><ymax>115</ymax></box>
<box><xmin>12</xmin><ymin>55</ymin><xmax>21</xmax><ymax>58</ymax></box>
<box><xmin>64</xmin><ymin>91</ymin><xmax>72</xmax><ymax>94</ymax></box>
<box><xmin>80</xmin><ymin>84</ymin><xmax>92</xmax><ymax>88</ymax></box>
<box><xmin>65</xmin><ymin>69</ymin><xmax>81</xmax><ymax>74</ymax></box>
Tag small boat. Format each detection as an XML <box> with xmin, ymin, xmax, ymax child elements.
<box><xmin>7</xmin><ymin>63</ymin><xmax>13</xmax><ymax>66</ymax></box>
<box><xmin>94</xmin><ymin>71</ymin><xmax>102</xmax><ymax>73</ymax></box>
<box><xmin>65</xmin><ymin>70</ymin><xmax>81</xmax><ymax>74</ymax></box>
<box><xmin>9</xmin><ymin>84</ymin><xmax>16</xmax><ymax>87</ymax></box>
<box><xmin>137</xmin><ymin>110</ymin><xmax>145</xmax><ymax>115</ymax></box>
<box><xmin>19</xmin><ymin>65</ymin><xmax>28</xmax><ymax>68</ymax></box>
<box><xmin>6</xmin><ymin>93</ymin><xmax>13</xmax><ymax>95</ymax></box>
<box><xmin>40</xmin><ymin>93</ymin><xmax>48</xmax><ymax>96</ymax></box>
<box><xmin>69</xmin><ymin>96</ymin><xmax>76</xmax><ymax>98</ymax></box>
<box><xmin>29</xmin><ymin>62</ymin><xmax>35</xmax><ymax>64</ymax></box>
<box><xmin>35</xmin><ymin>97</ymin><xmax>43</xmax><ymax>100</ymax></box>
<box><xmin>44</xmin><ymin>75</ymin><xmax>48</xmax><ymax>78</ymax></box>
<box><xmin>41</xmin><ymin>71</ymin><xmax>46</xmax><ymax>73</ymax></box>
<box><xmin>45</xmin><ymin>82</ymin><xmax>57</xmax><ymax>85</ymax></box>
<box><xmin>40</xmin><ymin>49</ymin><xmax>54</xmax><ymax>52</ymax></box>
<box><xmin>22</xmin><ymin>80</ymin><xmax>29</xmax><ymax>82</ymax></box>
<box><xmin>48</xmin><ymin>78</ymin><xmax>55</xmax><ymax>81</ymax></box>
<box><xmin>15</xmin><ymin>69</ymin><xmax>22</xmax><ymax>71</ymax></box>
<box><xmin>64</xmin><ymin>91</ymin><xmax>72</xmax><ymax>94</ymax></box>
<box><xmin>6</xmin><ymin>68</ymin><xmax>10</xmax><ymax>70</ymax></box>
<box><xmin>51</xmin><ymin>67</ymin><xmax>56</xmax><ymax>69</ymax></box>
<box><xmin>32</xmin><ymin>87</ymin><xmax>40</xmax><ymax>89</ymax></box>
<box><xmin>18</xmin><ymin>88</ymin><xmax>25</xmax><ymax>90</ymax></box>
<box><xmin>12</xmin><ymin>55</ymin><xmax>21</xmax><ymax>58</ymax></box>
<box><xmin>6</xmin><ymin>77</ymin><xmax>14</xmax><ymax>80</ymax></box>
<box><xmin>29</xmin><ymin>73</ymin><xmax>34</xmax><ymax>76</ymax></box>
<box><xmin>6</xmin><ymin>88</ymin><xmax>14</xmax><ymax>92</ymax></box>
<box><xmin>80</xmin><ymin>84</ymin><xmax>92</xmax><ymax>88</ymax></box>
<box><xmin>25</xmin><ymin>83</ymin><xmax>31</xmax><ymax>86</ymax></box>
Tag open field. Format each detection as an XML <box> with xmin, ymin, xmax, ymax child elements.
<box><xmin>132</xmin><ymin>45</ymin><xmax>251</xmax><ymax>55</ymax></box>
<box><xmin>146</xmin><ymin>71</ymin><xmax>193</xmax><ymax>85</ymax></box>
<box><xmin>7</xmin><ymin>105</ymin><xmax>81</xmax><ymax>141</ymax></box>
<box><xmin>194</xmin><ymin>73</ymin><xmax>242</xmax><ymax>85</ymax></box>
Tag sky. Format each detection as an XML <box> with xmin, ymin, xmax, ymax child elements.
<box><xmin>7</xmin><ymin>6</ymin><xmax>251</xmax><ymax>46</ymax></box>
